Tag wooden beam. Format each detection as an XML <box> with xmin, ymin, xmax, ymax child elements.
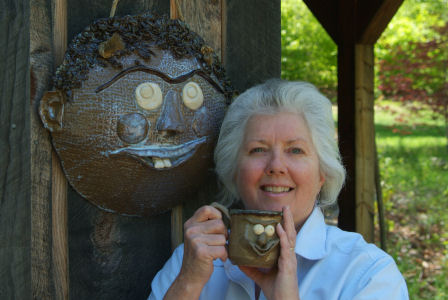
<box><xmin>336</xmin><ymin>0</ymin><xmax>356</xmax><ymax>232</ymax></box>
<box><xmin>0</xmin><ymin>0</ymin><xmax>31</xmax><ymax>298</ymax></box>
<box><xmin>225</xmin><ymin>0</ymin><xmax>281</xmax><ymax>92</ymax></box>
<box><xmin>30</xmin><ymin>0</ymin><xmax>55</xmax><ymax>297</ymax></box>
<box><xmin>52</xmin><ymin>0</ymin><xmax>69</xmax><ymax>298</ymax></box>
<box><xmin>355</xmin><ymin>44</ymin><xmax>375</xmax><ymax>242</ymax></box>
<box><xmin>359</xmin><ymin>0</ymin><xmax>404</xmax><ymax>44</ymax></box>
<box><xmin>173</xmin><ymin>0</ymin><xmax>223</xmax><ymax>60</ymax></box>
<box><xmin>303</xmin><ymin>0</ymin><xmax>338</xmax><ymax>44</ymax></box>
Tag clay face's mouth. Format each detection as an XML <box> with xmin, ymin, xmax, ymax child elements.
<box><xmin>107</xmin><ymin>136</ymin><xmax>206</xmax><ymax>170</ymax></box>
<box><xmin>249</xmin><ymin>238</ymin><xmax>280</xmax><ymax>256</ymax></box>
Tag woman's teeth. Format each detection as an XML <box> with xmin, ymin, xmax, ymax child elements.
<box><xmin>263</xmin><ymin>186</ymin><xmax>290</xmax><ymax>193</ymax></box>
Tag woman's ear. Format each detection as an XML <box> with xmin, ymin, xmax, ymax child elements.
<box><xmin>39</xmin><ymin>90</ymin><xmax>65</xmax><ymax>132</ymax></box>
<box><xmin>319</xmin><ymin>171</ymin><xmax>325</xmax><ymax>188</ymax></box>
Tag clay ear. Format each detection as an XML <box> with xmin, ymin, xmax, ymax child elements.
<box><xmin>39</xmin><ymin>90</ymin><xmax>65</xmax><ymax>132</ymax></box>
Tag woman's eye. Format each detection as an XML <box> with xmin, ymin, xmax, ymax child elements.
<box><xmin>135</xmin><ymin>82</ymin><xmax>163</xmax><ymax>110</ymax></box>
<box><xmin>182</xmin><ymin>82</ymin><xmax>204</xmax><ymax>110</ymax></box>
<box><xmin>250</xmin><ymin>147</ymin><xmax>265</xmax><ymax>154</ymax></box>
<box><xmin>290</xmin><ymin>147</ymin><xmax>303</xmax><ymax>154</ymax></box>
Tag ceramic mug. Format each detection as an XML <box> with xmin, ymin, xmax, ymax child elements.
<box><xmin>211</xmin><ymin>202</ymin><xmax>283</xmax><ymax>268</ymax></box>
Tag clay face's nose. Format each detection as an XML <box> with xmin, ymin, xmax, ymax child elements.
<box><xmin>256</xmin><ymin>233</ymin><xmax>267</xmax><ymax>247</ymax></box>
<box><xmin>156</xmin><ymin>90</ymin><xmax>185</xmax><ymax>135</ymax></box>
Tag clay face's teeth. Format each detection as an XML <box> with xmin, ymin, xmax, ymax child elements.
<box><xmin>163</xmin><ymin>158</ymin><xmax>172</xmax><ymax>168</ymax></box>
<box><xmin>153</xmin><ymin>157</ymin><xmax>172</xmax><ymax>169</ymax></box>
<box><xmin>264</xmin><ymin>186</ymin><xmax>290</xmax><ymax>193</ymax></box>
<box><xmin>154</xmin><ymin>157</ymin><xmax>164</xmax><ymax>169</ymax></box>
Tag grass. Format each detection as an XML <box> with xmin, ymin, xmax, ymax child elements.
<box><xmin>374</xmin><ymin>100</ymin><xmax>448</xmax><ymax>299</ymax></box>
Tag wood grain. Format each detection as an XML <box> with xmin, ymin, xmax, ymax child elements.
<box><xmin>30</xmin><ymin>0</ymin><xmax>55</xmax><ymax>297</ymax></box>
<box><xmin>0</xmin><ymin>0</ymin><xmax>31</xmax><ymax>298</ymax></box>
<box><xmin>225</xmin><ymin>0</ymin><xmax>281</xmax><ymax>92</ymax></box>
<box><xmin>52</xmin><ymin>0</ymin><xmax>69</xmax><ymax>298</ymax></box>
<box><xmin>355</xmin><ymin>44</ymin><xmax>375</xmax><ymax>242</ymax></box>
<box><xmin>176</xmin><ymin>0</ymin><xmax>223</xmax><ymax>58</ymax></box>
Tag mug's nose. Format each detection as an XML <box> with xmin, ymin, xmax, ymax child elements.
<box><xmin>156</xmin><ymin>89</ymin><xmax>185</xmax><ymax>134</ymax></box>
<box><xmin>256</xmin><ymin>233</ymin><xmax>267</xmax><ymax>247</ymax></box>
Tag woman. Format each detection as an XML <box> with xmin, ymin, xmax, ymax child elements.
<box><xmin>149</xmin><ymin>79</ymin><xmax>409</xmax><ymax>300</ymax></box>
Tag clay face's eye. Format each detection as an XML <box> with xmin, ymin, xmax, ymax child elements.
<box><xmin>265</xmin><ymin>225</ymin><xmax>275</xmax><ymax>237</ymax></box>
<box><xmin>253</xmin><ymin>224</ymin><xmax>265</xmax><ymax>235</ymax></box>
<box><xmin>135</xmin><ymin>82</ymin><xmax>163</xmax><ymax>110</ymax></box>
<box><xmin>182</xmin><ymin>82</ymin><xmax>204</xmax><ymax>110</ymax></box>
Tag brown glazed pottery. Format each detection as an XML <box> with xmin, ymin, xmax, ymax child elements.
<box><xmin>38</xmin><ymin>14</ymin><xmax>234</xmax><ymax>216</ymax></box>
<box><xmin>212</xmin><ymin>203</ymin><xmax>283</xmax><ymax>268</ymax></box>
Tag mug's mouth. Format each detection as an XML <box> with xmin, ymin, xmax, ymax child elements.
<box><xmin>107</xmin><ymin>137</ymin><xmax>206</xmax><ymax>170</ymax></box>
<box><xmin>249</xmin><ymin>239</ymin><xmax>279</xmax><ymax>256</ymax></box>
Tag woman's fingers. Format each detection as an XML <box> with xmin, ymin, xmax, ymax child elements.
<box><xmin>277</xmin><ymin>223</ymin><xmax>294</xmax><ymax>257</ymax></box>
<box><xmin>191</xmin><ymin>205</ymin><xmax>224</xmax><ymax>223</ymax></box>
<box><xmin>282</xmin><ymin>206</ymin><xmax>297</xmax><ymax>245</ymax></box>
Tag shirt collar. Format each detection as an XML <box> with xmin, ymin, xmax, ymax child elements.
<box><xmin>294</xmin><ymin>206</ymin><xmax>328</xmax><ymax>260</ymax></box>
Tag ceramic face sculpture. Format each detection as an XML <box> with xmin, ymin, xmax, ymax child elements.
<box><xmin>228</xmin><ymin>210</ymin><xmax>282</xmax><ymax>268</ymax></box>
<box><xmin>39</xmin><ymin>14</ymin><xmax>233</xmax><ymax>216</ymax></box>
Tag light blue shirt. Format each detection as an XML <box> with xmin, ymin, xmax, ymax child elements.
<box><xmin>149</xmin><ymin>207</ymin><xmax>409</xmax><ymax>299</ymax></box>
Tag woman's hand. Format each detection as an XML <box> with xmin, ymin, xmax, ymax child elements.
<box><xmin>164</xmin><ymin>205</ymin><xmax>228</xmax><ymax>300</ymax></box>
<box><xmin>240</xmin><ymin>206</ymin><xmax>300</xmax><ymax>300</ymax></box>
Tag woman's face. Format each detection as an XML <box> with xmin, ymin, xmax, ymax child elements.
<box><xmin>235</xmin><ymin>112</ymin><xmax>325</xmax><ymax>228</ymax></box>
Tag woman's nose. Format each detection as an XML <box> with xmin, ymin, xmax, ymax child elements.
<box><xmin>156</xmin><ymin>90</ymin><xmax>186</xmax><ymax>135</ymax></box>
<box><xmin>265</xmin><ymin>150</ymin><xmax>287</xmax><ymax>175</ymax></box>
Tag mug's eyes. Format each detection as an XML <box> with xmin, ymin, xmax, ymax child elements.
<box><xmin>135</xmin><ymin>82</ymin><xmax>163</xmax><ymax>110</ymax></box>
<box><xmin>265</xmin><ymin>225</ymin><xmax>275</xmax><ymax>237</ymax></box>
<box><xmin>253</xmin><ymin>224</ymin><xmax>264</xmax><ymax>235</ymax></box>
<box><xmin>182</xmin><ymin>82</ymin><xmax>204</xmax><ymax>110</ymax></box>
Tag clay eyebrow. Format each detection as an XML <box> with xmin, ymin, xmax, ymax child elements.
<box><xmin>95</xmin><ymin>65</ymin><xmax>224</xmax><ymax>94</ymax></box>
<box><xmin>245</xmin><ymin>216</ymin><xmax>279</xmax><ymax>225</ymax></box>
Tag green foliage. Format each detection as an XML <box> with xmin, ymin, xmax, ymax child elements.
<box><xmin>377</xmin><ymin>11</ymin><xmax>448</xmax><ymax>128</ymax></box>
<box><xmin>281</xmin><ymin>0</ymin><xmax>337</xmax><ymax>99</ymax></box>
<box><xmin>375</xmin><ymin>100</ymin><xmax>448</xmax><ymax>299</ymax></box>
<box><xmin>376</xmin><ymin>0</ymin><xmax>448</xmax><ymax>124</ymax></box>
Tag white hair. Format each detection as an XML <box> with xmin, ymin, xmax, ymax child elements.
<box><xmin>214</xmin><ymin>79</ymin><xmax>345</xmax><ymax>207</ymax></box>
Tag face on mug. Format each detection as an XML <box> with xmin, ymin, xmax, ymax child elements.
<box><xmin>227</xmin><ymin>211</ymin><xmax>282</xmax><ymax>268</ymax></box>
<box><xmin>40</xmin><ymin>48</ymin><xmax>228</xmax><ymax>216</ymax></box>
<box><xmin>243</xmin><ymin>215</ymin><xmax>280</xmax><ymax>256</ymax></box>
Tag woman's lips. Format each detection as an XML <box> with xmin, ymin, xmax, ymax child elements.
<box><xmin>261</xmin><ymin>185</ymin><xmax>293</xmax><ymax>193</ymax></box>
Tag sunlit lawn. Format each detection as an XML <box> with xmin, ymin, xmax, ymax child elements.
<box><xmin>374</xmin><ymin>100</ymin><xmax>448</xmax><ymax>299</ymax></box>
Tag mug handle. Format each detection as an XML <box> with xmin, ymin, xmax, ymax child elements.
<box><xmin>210</xmin><ymin>202</ymin><xmax>231</xmax><ymax>229</ymax></box>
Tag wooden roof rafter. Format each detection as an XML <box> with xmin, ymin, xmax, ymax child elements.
<box><xmin>303</xmin><ymin>0</ymin><xmax>404</xmax><ymax>45</ymax></box>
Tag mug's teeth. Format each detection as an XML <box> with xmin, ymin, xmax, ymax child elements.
<box><xmin>163</xmin><ymin>158</ymin><xmax>172</xmax><ymax>168</ymax></box>
<box><xmin>153</xmin><ymin>157</ymin><xmax>164</xmax><ymax>169</ymax></box>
